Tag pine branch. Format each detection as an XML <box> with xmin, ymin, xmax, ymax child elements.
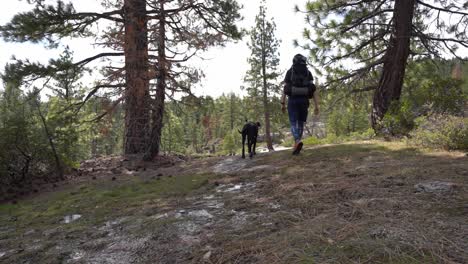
<box><xmin>74</xmin><ymin>83</ymin><xmax>125</xmax><ymax>113</ymax></box>
<box><xmin>84</xmin><ymin>97</ymin><xmax>124</xmax><ymax>123</ymax></box>
<box><xmin>72</xmin><ymin>10</ymin><xmax>123</xmax><ymax>23</ymax></box>
<box><xmin>417</xmin><ymin>1</ymin><xmax>468</xmax><ymax>16</ymax></box>
<box><xmin>323</xmin><ymin>58</ymin><xmax>385</xmax><ymax>88</ymax></box>
<box><xmin>74</xmin><ymin>52</ymin><xmax>124</xmax><ymax>67</ymax></box>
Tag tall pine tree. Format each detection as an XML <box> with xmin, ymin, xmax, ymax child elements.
<box><xmin>0</xmin><ymin>0</ymin><xmax>242</xmax><ymax>157</ymax></box>
<box><xmin>245</xmin><ymin>1</ymin><xmax>281</xmax><ymax>151</ymax></box>
<box><xmin>298</xmin><ymin>0</ymin><xmax>468</xmax><ymax>132</ymax></box>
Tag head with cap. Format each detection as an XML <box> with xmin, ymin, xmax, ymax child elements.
<box><xmin>293</xmin><ymin>54</ymin><xmax>307</xmax><ymax>65</ymax></box>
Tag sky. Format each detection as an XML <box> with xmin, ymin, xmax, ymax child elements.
<box><xmin>0</xmin><ymin>0</ymin><xmax>309</xmax><ymax>98</ymax></box>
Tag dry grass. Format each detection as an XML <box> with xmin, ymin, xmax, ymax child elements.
<box><xmin>0</xmin><ymin>141</ymin><xmax>465</xmax><ymax>264</ymax></box>
<box><xmin>200</xmin><ymin>141</ymin><xmax>467</xmax><ymax>263</ymax></box>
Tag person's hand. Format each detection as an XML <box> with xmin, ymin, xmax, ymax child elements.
<box><xmin>281</xmin><ymin>103</ymin><xmax>286</xmax><ymax>113</ymax></box>
<box><xmin>314</xmin><ymin>107</ymin><xmax>320</xmax><ymax>116</ymax></box>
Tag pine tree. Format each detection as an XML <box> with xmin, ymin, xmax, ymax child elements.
<box><xmin>0</xmin><ymin>0</ymin><xmax>242</xmax><ymax>157</ymax></box>
<box><xmin>298</xmin><ymin>0</ymin><xmax>468</xmax><ymax>132</ymax></box>
<box><xmin>144</xmin><ymin>0</ymin><xmax>242</xmax><ymax>160</ymax></box>
<box><xmin>245</xmin><ymin>1</ymin><xmax>281</xmax><ymax>151</ymax></box>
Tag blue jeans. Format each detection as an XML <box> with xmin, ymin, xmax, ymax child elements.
<box><xmin>288</xmin><ymin>96</ymin><xmax>309</xmax><ymax>142</ymax></box>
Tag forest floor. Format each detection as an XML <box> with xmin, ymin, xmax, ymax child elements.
<box><xmin>0</xmin><ymin>141</ymin><xmax>467</xmax><ymax>264</ymax></box>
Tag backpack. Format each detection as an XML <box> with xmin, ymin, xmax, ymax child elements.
<box><xmin>287</xmin><ymin>64</ymin><xmax>316</xmax><ymax>99</ymax></box>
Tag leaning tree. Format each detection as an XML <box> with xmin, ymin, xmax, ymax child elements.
<box><xmin>298</xmin><ymin>0</ymin><xmax>468</xmax><ymax>132</ymax></box>
<box><xmin>0</xmin><ymin>0</ymin><xmax>242</xmax><ymax>157</ymax></box>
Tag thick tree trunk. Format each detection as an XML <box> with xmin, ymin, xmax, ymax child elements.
<box><xmin>144</xmin><ymin>0</ymin><xmax>166</xmax><ymax>160</ymax></box>
<box><xmin>123</xmin><ymin>0</ymin><xmax>150</xmax><ymax>154</ymax></box>
<box><xmin>371</xmin><ymin>0</ymin><xmax>416</xmax><ymax>132</ymax></box>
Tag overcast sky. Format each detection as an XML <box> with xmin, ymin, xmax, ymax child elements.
<box><xmin>0</xmin><ymin>0</ymin><xmax>309</xmax><ymax>97</ymax></box>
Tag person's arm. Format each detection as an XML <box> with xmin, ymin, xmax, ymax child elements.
<box><xmin>312</xmin><ymin>90</ymin><xmax>320</xmax><ymax>115</ymax></box>
<box><xmin>281</xmin><ymin>70</ymin><xmax>291</xmax><ymax>114</ymax></box>
<box><xmin>280</xmin><ymin>81</ymin><xmax>287</xmax><ymax>113</ymax></box>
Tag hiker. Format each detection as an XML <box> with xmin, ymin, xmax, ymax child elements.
<box><xmin>281</xmin><ymin>54</ymin><xmax>319</xmax><ymax>155</ymax></box>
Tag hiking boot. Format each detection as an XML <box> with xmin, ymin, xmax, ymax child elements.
<box><xmin>292</xmin><ymin>142</ymin><xmax>298</xmax><ymax>154</ymax></box>
<box><xmin>292</xmin><ymin>142</ymin><xmax>303</xmax><ymax>155</ymax></box>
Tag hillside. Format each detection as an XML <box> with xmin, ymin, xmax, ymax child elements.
<box><xmin>0</xmin><ymin>141</ymin><xmax>466</xmax><ymax>263</ymax></box>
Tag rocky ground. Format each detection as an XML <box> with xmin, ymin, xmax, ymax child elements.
<box><xmin>0</xmin><ymin>141</ymin><xmax>466</xmax><ymax>263</ymax></box>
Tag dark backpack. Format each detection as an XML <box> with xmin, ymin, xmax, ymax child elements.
<box><xmin>288</xmin><ymin>64</ymin><xmax>316</xmax><ymax>99</ymax></box>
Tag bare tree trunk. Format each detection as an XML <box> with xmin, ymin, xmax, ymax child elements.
<box><xmin>371</xmin><ymin>0</ymin><xmax>416</xmax><ymax>132</ymax></box>
<box><xmin>36</xmin><ymin>101</ymin><xmax>64</xmax><ymax>180</ymax></box>
<box><xmin>261</xmin><ymin>18</ymin><xmax>274</xmax><ymax>151</ymax></box>
<box><xmin>230</xmin><ymin>93</ymin><xmax>234</xmax><ymax>131</ymax></box>
<box><xmin>145</xmin><ymin>0</ymin><xmax>166</xmax><ymax>160</ymax></box>
<box><xmin>123</xmin><ymin>0</ymin><xmax>150</xmax><ymax>154</ymax></box>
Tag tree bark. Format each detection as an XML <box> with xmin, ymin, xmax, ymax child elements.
<box><xmin>144</xmin><ymin>0</ymin><xmax>166</xmax><ymax>160</ymax></box>
<box><xmin>123</xmin><ymin>0</ymin><xmax>150</xmax><ymax>154</ymax></box>
<box><xmin>261</xmin><ymin>18</ymin><xmax>274</xmax><ymax>151</ymax></box>
<box><xmin>371</xmin><ymin>0</ymin><xmax>416</xmax><ymax>132</ymax></box>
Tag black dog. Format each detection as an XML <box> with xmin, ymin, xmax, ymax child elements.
<box><xmin>239</xmin><ymin>122</ymin><xmax>261</xmax><ymax>159</ymax></box>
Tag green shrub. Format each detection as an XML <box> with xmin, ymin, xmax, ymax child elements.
<box><xmin>381</xmin><ymin>100</ymin><xmax>416</xmax><ymax>136</ymax></box>
<box><xmin>222</xmin><ymin>133</ymin><xmax>236</xmax><ymax>155</ymax></box>
<box><xmin>349</xmin><ymin>128</ymin><xmax>376</xmax><ymax>140</ymax></box>
<box><xmin>302</xmin><ymin>136</ymin><xmax>320</xmax><ymax>146</ymax></box>
<box><xmin>410</xmin><ymin>115</ymin><xmax>468</xmax><ymax>151</ymax></box>
<box><xmin>281</xmin><ymin>137</ymin><xmax>294</xmax><ymax>147</ymax></box>
<box><xmin>321</xmin><ymin>134</ymin><xmax>342</xmax><ymax>144</ymax></box>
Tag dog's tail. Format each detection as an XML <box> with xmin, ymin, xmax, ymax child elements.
<box><xmin>238</xmin><ymin>129</ymin><xmax>243</xmax><ymax>134</ymax></box>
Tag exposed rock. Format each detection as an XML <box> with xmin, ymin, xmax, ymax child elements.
<box><xmin>63</xmin><ymin>214</ymin><xmax>82</xmax><ymax>224</ymax></box>
<box><xmin>188</xmin><ymin>210</ymin><xmax>213</xmax><ymax>219</ymax></box>
<box><xmin>203</xmin><ymin>251</ymin><xmax>212</xmax><ymax>261</ymax></box>
<box><xmin>242</xmin><ymin>164</ymin><xmax>275</xmax><ymax>172</ymax></box>
<box><xmin>414</xmin><ymin>181</ymin><xmax>457</xmax><ymax>194</ymax></box>
<box><xmin>216</xmin><ymin>183</ymin><xmax>256</xmax><ymax>193</ymax></box>
<box><xmin>24</xmin><ymin>229</ymin><xmax>37</xmax><ymax>236</ymax></box>
<box><xmin>212</xmin><ymin>157</ymin><xmax>250</xmax><ymax>173</ymax></box>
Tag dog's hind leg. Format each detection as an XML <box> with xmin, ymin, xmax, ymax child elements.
<box><xmin>252</xmin><ymin>137</ymin><xmax>257</xmax><ymax>156</ymax></box>
<box><xmin>248</xmin><ymin>138</ymin><xmax>253</xmax><ymax>158</ymax></box>
<box><xmin>241</xmin><ymin>134</ymin><xmax>246</xmax><ymax>159</ymax></box>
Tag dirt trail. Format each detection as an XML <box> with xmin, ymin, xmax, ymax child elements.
<box><xmin>0</xmin><ymin>141</ymin><xmax>467</xmax><ymax>263</ymax></box>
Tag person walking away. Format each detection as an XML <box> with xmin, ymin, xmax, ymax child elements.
<box><xmin>281</xmin><ymin>54</ymin><xmax>319</xmax><ymax>155</ymax></box>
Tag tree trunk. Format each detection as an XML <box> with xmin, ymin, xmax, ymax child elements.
<box><xmin>371</xmin><ymin>0</ymin><xmax>416</xmax><ymax>132</ymax></box>
<box><xmin>262</xmin><ymin>83</ymin><xmax>273</xmax><ymax>150</ymax></box>
<box><xmin>261</xmin><ymin>18</ymin><xmax>274</xmax><ymax>151</ymax></box>
<box><xmin>144</xmin><ymin>0</ymin><xmax>166</xmax><ymax>160</ymax></box>
<box><xmin>123</xmin><ymin>0</ymin><xmax>150</xmax><ymax>154</ymax></box>
<box><xmin>230</xmin><ymin>94</ymin><xmax>234</xmax><ymax>131</ymax></box>
<box><xmin>36</xmin><ymin>101</ymin><xmax>64</xmax><ymax>180</ymax></box>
